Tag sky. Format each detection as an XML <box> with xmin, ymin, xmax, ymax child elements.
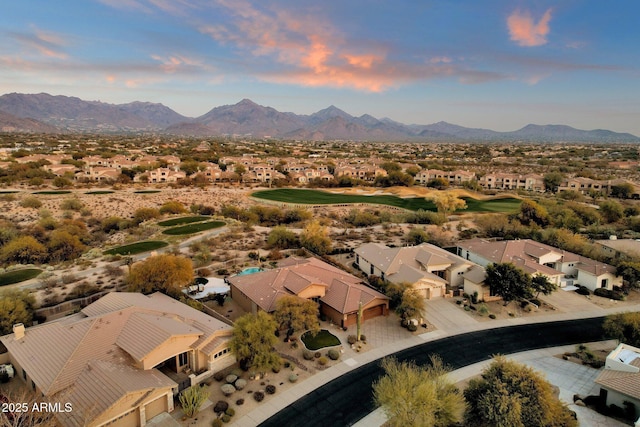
<box><xmin>1</xmin><ymin>1</ymin><xmax>639</xmax><ymax>135</ymax></box>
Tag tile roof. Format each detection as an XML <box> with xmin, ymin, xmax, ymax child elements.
<box><xmin>228</xmin><ymin>257</ymin><xmax>388</xmax><ymax>315</ymax></box>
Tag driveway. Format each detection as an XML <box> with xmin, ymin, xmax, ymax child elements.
<box><xmin>540</xmin><ymin>287</ymin><xmax>602</xmax><ymax>313</ymax></box>
<box><xmin>424</xmin><ymin>297</ymin><xmax>478</xmax><ymax>333</ymax></box>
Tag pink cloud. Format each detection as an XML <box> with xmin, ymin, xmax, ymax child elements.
<box><xmin>11</xmin><ymin>28</ymin><xmax>69</xmax><ymax>59</ymax></box>
<box><xmin>507</xmin><ymin>8</ymin><xmax>552</xmax><ymax>47</ymax></box>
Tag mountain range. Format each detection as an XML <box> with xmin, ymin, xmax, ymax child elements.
<box><xmin>0</xmin><ymin>92</ymin><xmax>638</xmax><ymax>143</ymax></box>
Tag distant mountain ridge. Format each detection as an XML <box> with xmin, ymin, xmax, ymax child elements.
<box><xmin>0</xmin><ymin>92</ymin><xmax>637</xmax><ymax>142</ymax></box>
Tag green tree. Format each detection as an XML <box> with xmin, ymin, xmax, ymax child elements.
<box><xmin>429</xmin><ymin>192</ymin><xmax>467</xmax><ymax>216</ymax></box>
<box><xmin>616</xmin><ymin>262</ymin><xmax>640</xmax><ymax>289</ymax></box>
<box><xmin>485</xmin><ymin>263</ymin><xmax>533</xmax><ymax>305</ymax></box>
<box><xmin>464</xmin><ymin>356</ymin><xmax>578</xmax><ymax>427</ymax></box>
<box><xmin>531</xmin><ymin>274</ymin><xmax>556</xmax><ymax>298</ymax></box>
<box><xmin>396</xmin><ymin>286</ymin><xmax>425</xmax><ymax>322</ymax></box>
<box><xmin>230</xmin><ymin>311</ymin><xmax>281</xmax><ymax>373</ymax></box>
<box><xmin>611</xmin><ymin>182</ymin><xmax>635</xmax><ymax>199</ymax></box>
<box><xmin>300</xmin><ymin>220</ymin><xmax>332</xmax><ymax>255</ymax></box>
<box><xmin>373</xmin><ymin>356</ymin><xmax>464</xmax><ymax>427</ymax></box>
<box><xmin>267</xmin><ymin>226</ymin><xmax>299</xmax><ymax>249</ymax></box>
<box><xmin>52</xmin><ymin>176</ymin><xmax>72</xmax><ymax>188</ymax></box>
<box><xmin>603</xmin><ymin>312</ymin><xmax>640</xmax><ymax>347</ymax></box>
<box><xmin>426</xmin><ymin>177</ymin><xmax>449</xmax><ymax>190</ymax></box>
<box><xmin>0</xmin><ymin>236</ymin><xmax>47</xmax><ymax>264</ymax></box>
<box><xmin>234</xmin><ymin>163</ymin><xmax>246</xmax><ymax>183</ymax></box>
<box><xmin>273</xmin><ymin>295</ymin><xmax>320</xmax><ymax>341</ymax></box>
<box><xmin>127</xmin><ymin>254</ymin><xmax>194</xmax><ymax>297</ymax></box>
<box><xmin>133</xmin><ymin>207</ymin><xmax>161</xmax><ymax>224</ymax></box>
<box><xmin>518</xmin><ymin>199</ymin><xmax>549</xmax><ymax>227</ymax></box>
<box><xmin>47</xmin><ymin>229</ymin><xmax>86</xmax><ymax>262</ymax></box>
<box><xmin>406</xmin><ymin>227</ymin><xmax>429</xmax><ymax>245</ymax></box>
<box><xmin>0</xmin><ymin>289</ymin><xmax>36</xmax><ymax>335</ymax></box>
<box><xmin>599</xmin><ymin>200</ymin><xmax>624</xmax><ymax>223</ymax></box>
<box><xmin>543</xmin><ymin>172</ymin><xmax>563</xmax><ymax>193</ymax></box>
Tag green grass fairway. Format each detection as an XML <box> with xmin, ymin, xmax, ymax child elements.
<box><xmin>85</xmin><ymin>190</ymin><xmax>115</xmax><ymax>195</ymax></box>
<box><xmin>32</xmin><ymin>190</ymin><xmax>72</xmax><ymax>195</ymax></box>
<box><xmin>0</xmin><ymin>269</ymin><xmax>42</xmax><ymax>287</ymax></box>
<box><xmin>462</xmin><ymin>197</ymin><xmax>521</xmax><ymax>213</ymax></box>
<box><xmin>157</xmin><ymin>216</ymin><xmax>211</xmax><ymax>227</ymax></box>
<box><xmin>253</xmin><ymin>189</ymin><xmax>436</xmax><ymax>211</ymax></box>
<box><xmin>162</xmin><ymin>221</ymin><xmax>225</xmax><ymax>235</ymax></box>
<box><xmin>104</xmin><ymin>240</ymin><xmax>168</xmax><ymax>255</ymax></box>
<box><xmin>134</xmin><ymin>190</ymin><xmax>161</xmax><ymax>194</ymax></box>
<box><xmin>253</xmin><ymin>189</ymin><xmax>521</xmax><ymax>213</ymax></box>
<box><xmin>301</xmin><ymin>329</ymin><xmax>341</xmax><ymax>350</ymax></box>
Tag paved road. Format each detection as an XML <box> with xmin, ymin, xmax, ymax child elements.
<box><xmin>259</xmin><ymin>317</ymin><xmax>607</xmax><ymax>427</ymax></box>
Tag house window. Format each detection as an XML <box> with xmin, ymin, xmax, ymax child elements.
<box><xmin>178</xmin><ymin>352</ymin><xmax>188</xmax><ymax>367</ymax></box>
<box><xmin>23</xmin><ymin>369</ymin><xmax>27</xmax><ymax>380</ymax></box>
<box><xmin>370</xmin><ymin>264</ymin><xmax>374</xmax><ymax>275</ymax></box>
<box><xmin>600</xmin><ymin>279</ymin><xmax>608</xmax><ymax>288</ymax></box>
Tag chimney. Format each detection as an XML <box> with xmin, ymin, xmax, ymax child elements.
<box><xmin>13</xmin><ymin>323</ymin><xmax>25</xmax><ymax>340</ymax></box>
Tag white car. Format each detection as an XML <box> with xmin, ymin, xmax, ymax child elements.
<box><xmin>0</xmin><ymin>364</ymin><xmax>14</xmax><ymax>379</ymax></box>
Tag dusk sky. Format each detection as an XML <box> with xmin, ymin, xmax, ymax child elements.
<box><xmin>2</xmin><ymin>1</ymin><xmax>639</xmax><ymax>135</ymax></box>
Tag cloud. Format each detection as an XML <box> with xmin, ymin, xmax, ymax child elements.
<box><xmin>10</xmin><ymin>28</ymin><xmax>69</xmax><ymax>59</ymax></box>
<box><xmin>507</xmin><ymin>8</ymin><xmax>552</xmax><ymax>47</ymax></box>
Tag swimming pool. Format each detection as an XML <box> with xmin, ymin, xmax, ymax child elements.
<box><xmin>236</xmin><ymin>267</ymin><xmax>263</xmax><ymax>276</ymax></box>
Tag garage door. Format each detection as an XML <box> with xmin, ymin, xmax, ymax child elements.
<box><xmin>344</xmin><ymin>313</ymin><xmax>357</xmax><ymax>327</ymax></box>
<box><xmin>145</xmin><ymin>395</ymin><xmax>168</xmax><ymax>421</ymax></box>
<box><xmin>363</xmin><ymin>305</ymin><xmax>383</xmax><ymax>320</ymax></box>
<box><xmin>108</xmin><ymin>408</ymin><xmax>138</xmax><ymax>427</ymax></box>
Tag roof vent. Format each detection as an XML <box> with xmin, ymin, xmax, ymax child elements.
<box><xmin>13</xmin><ymin>323</ymin><xmax>25</xmax><ymax>340</ymax></box>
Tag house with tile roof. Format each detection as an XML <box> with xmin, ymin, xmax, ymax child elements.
<box><xmin>227</xmin><ymin>257</ymin><xmax>389</xmax><ymax>328</ymax></box>
<box><xmin>0</xmin><ymin>292</ymin><xmax>233</xmax><ymax>427</ymax></box>
<box><xmin>354</xmin><ymin>242</ymin><xmax>477</xmax><ymax>299</ymax></box>
<box><xmin>595</xmin><ymin>343</ymin><xmax>640</xmax><ymax>426</ymax></box>
<box><xmin>455</xmin><ymin>238</ymin><xmax>621</xmax><ymax>292</ymax></box>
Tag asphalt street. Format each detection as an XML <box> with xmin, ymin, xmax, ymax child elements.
<box><xmin>259</xmin><ymin>317</ymin><xmax>607</xmax><ymax>427</ymax></box>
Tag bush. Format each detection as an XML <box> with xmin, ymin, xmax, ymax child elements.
<box><xmin>266</xmin><ymin>384</ymin><xmax>276</xmax><ymax>394</ymax></box>
<box><xmin>236</xmin><ymin>398</ymin><xmax>244</xmax><ymax>406</ymax></box>
<box><xmin>407</xmin><ymin>323</ymin><xmax>417</xmax><ymax>332</ymax></box>
<box><xmin>213</xmin><ymin>401</ymin><xmax>229</xmax><ymax>414</ymax></box>
<box><xmin>253</xmin><ymin>391</ymin><xmax>265</xmax><ymax>402</ymax></box>
<box><xmin>289</xmin><ymin>374</ymin><xmax>298</xmax><ymax>383</ymax></box>
<box><xmin>214</xmin><ymin>371</ymin><xmax>225</xmax><ymax>382</ymax></box>
<box><xmin>489</xmin><ymin>314</ymin><xmax>497</xmax><ymax>319</ymax></box>
<box><xmin>303</xmin><ymin>349</ymin><xmax>314</xmax><ymax>360</ymax></box>
<box><xmin>225</xmin><ymin>408</ymin><xmax>235</xmax><ymax>417</ymax></box>
<box><xmin>226</xmin><ymin>374</ymin><xmax>238</xmax><ymax>384</ymax></box>
<box><xmin>327</xmin><ymin>349</ymin><xmax>340</xmax><ymax>360</ymax></box>
<box><xmin>594</xmin><ymin>288</ymin><xmax>626</xmax><ymax>300</ymax></box>
<box><xmin>360</xmin><ymin>334</ymin><xmax>366</xmax><ymax>342</ymax></box>
<box><xmin>575</xmin><ymin>286</ymin><xmax>590</xmax><ymax>296</ymax></box>
<box><xmin>318</xmin><ymin>356</ymin><xmax>328</xmax><ymax>366</ymax></box>
<box><xmin>221</xmin><ymin>384</ymin><xmax>235</xmax><ymax>396</ymax></box>
<box><xmin>212</xmin><ymin>419</ymin><xmax>223</xmax><ymax>427</ymax></box>
<box><xmin>234</xmin><ymin>379</ymin><xmax>247</xmax><ymax>390</ymax></box>
<box><xmin>347</xmin><ymin>335</ymin><xmax>357</xmax><ymax>345</ymax></box>
<box><xmin>314</xmin><ymin>351</ymin><xmax>321</xmax><ymax>358</ymax></box>
<box><xmin>221</xmin><ymin>414</ymin><xmax>231</xmax><ymax>423</ymax></box>
<box><xmin>217</xmin><ymin>268</ymin><xmax>229</xmax><ymax>275</ymax></box>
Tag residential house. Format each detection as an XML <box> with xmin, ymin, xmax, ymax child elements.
<box><xmin>455</xmin><ymin>238</ymin><xmax>621</xmax><ymax>292</ymax></box>
<box><xmin>595</xmin><ymin>343</ymin><xmax>640</xmax><ymax>426</ymax></box>
<box><xmin>77</xmin><ymin>166</ymin><xmax>120</xmax><ymax>181</ymax></box>
<box><xmin>479</xmin><ymin>173</ymin><xmax>544</xmax><ymax>192</ymax></box>
<box><xmin>354</xmin><ymin>242</ymin><xmax>477</xmax><ymax>299</ymax></box>
<box><xmin>595</xmin><ymin>238</ymin><xmax>640</xmax><ymax>261</ymax></box>
<box><xmin>143</xmin><ymin>168</ymin><xmax>186</xmax><ymax>183</ymax></box>
<box><xmin>415</xmin><ymin>169</ymin><xmax>476</xmax><ymax>186</ymax></box>
<box><xmin>228</xmin><ymin>257</ymin><xmax>389</xmax><ymax>327</ymax></box>
<box><xmin>0</xmin><ymin>292</ymin><xmax>233</xmax><ymax>427</ymax></box>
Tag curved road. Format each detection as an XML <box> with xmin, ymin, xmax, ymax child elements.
<box><xmin>259</xmin><ymin>317</ymin><xmax>606</xmax><ymax>427</ymax></box>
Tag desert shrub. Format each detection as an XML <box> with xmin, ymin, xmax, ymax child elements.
<box><xmin>179</xmin><ymin>385</ymin><xmax>209</xmax><ymax>418</ymax></box>
<box><xmin>214</xmin><ymin>371</ymin><xmax>225</xmax><ymax>382</ymax></box>
<box><xmin>407</xmin><ymin>323</ymin><xmax>418</xmax><ymax>332</ymax></box>
<box><xmin>226</xmin><ymin>374</ymin><xmax>237</xmax><ymax>384</ymax></box>
<box><xmin>314</xmin><ymin>351</ymin><xmax>321</xmax><ymax>358</ymax></box>
<box><xmin>266</xmin><ymin>384</ymin><xmax>276</xmax><ymax>394</ymax></box>
<box><xmin>20</xmin><ymin>196</ymin><xmax>42</xmax><ymax>209</ymax></box>
<box><xmin>213</xmin><ymin>401</ymin><xmax>229</xmax><ymax>414</ymax></box>
<box><xmin>303</xmin><ymin>349</ymin><xmax>314</xmax><ymax>360</ymax></box>
<box><xmin>235</xmin><ymin>399</ymin><xmax>244</xmax><ymax>406</ymax></box>
<box><xmin>61</xmin><ymin>198</ymin><xmax>84</xmax><ymax>211</ymax></box>
<box><xmin>478</xmin><ymin>304</ymin><xmax>489</xmax><ymax>316</ymax></box>
<box><xmin>211</xmin><ymin>419</ymin><xmax>223</xmax><ymax>427</ymax></box>
<box><xmin>575</xmin><ymin>286</ymin><xmax>590</xmax><ymax>296</ymax></box>
<box><xmin>594</xmin><ymin>288</ymin><xmax>625</xmax><ymax>300</ymax></box>
<box><xmin>289</xmin><ymin>374</ymin><xmax>298</xmax><ymax>383</ymax></box>
<box><xmin>489</xmin><ymin>314</ymin><xmax>497</xmax><ymax>319</ymax></box>
<box><xmin>253</xmin><ymin>391</ymin><xmax>265</xmax><ymax>402</ymax></box>
<box><xmin>271</xmin><ymin>364</ymin><xmax>281</xmax><ymax>373</ymax></box>
<box><xmin>234</xmin><ymin>379</ymin><xmax>247</xmax><ymax>390</ymax></box>
<box><xmin>360</xmin><ymin>334</ymin><xmax>366</xmax><ymax>342</ymax></box>
<box><xmin>347</xmin><ymin>335</ymin><xmax>357</xmax><ymax>345</ymax></box>
<box><xmin>318</xmin><ymin>356</ymin><xmax>328</xmax><ymax>366</ymax></box>
<box><xmin>221</xmin><ymin>414</ymin><xmax>231</xmax><ymax>423</ymax></box>
<box><xmin>225</xmin><ymin>408</ymin><xmax>235</xmax><ymax>417</ymax></box>
<box><xmin>327</xmin><ymin>349</ymin><xmax>340</xmax><ymax>360</ymax></box>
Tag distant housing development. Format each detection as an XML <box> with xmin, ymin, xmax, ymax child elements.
<box><xmin>0</xmin><ymin>292</ymin><xmax>233</xmax><ymax>427</ymax></box>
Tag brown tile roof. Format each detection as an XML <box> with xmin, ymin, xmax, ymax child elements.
<box><xmin>228</xmin><ymin>257</ymin><xmax>388</xmax><ymax>315</ymax></box>
<box><xmin>596</xmin><ymin>368</ymin><xmax>640</xmax><ymax>400</ymax></box>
